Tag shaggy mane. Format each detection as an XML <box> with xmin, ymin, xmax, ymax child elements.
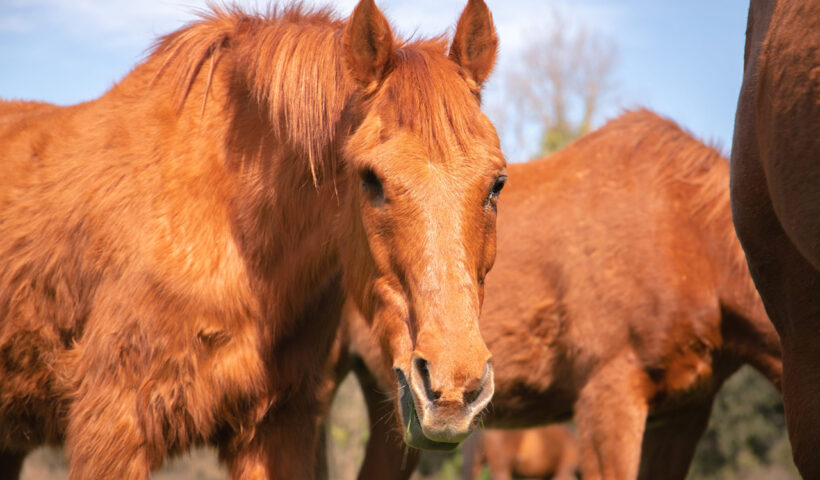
<box><xmin>384</xmin><ymin>40</ymin><xmax>489</xmax><ymax>159</ymax></box>
<box><xmin>146</xmin><ymin>3</ymin><xmax>486</xmax><ymax>181</ymax></box>
<box><xmin>149</xmin><ymin>3</ymin><xmax>347</xmax><ymax>182</ymax></box>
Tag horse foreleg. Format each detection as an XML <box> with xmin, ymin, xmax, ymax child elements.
<box><xmin>0</xmin><ymin>449</ymin><xmax>26</xmax><ymax>480</ymax></box>
<box><xmin>314</xmin><ymin>422</ymin><xmax>330</xmax><ymax>480</ymax></box>
<box><xmin>459</xmin><ymin>430</ymin><xmax>484</xmax><ymax>480</ymax></box>
<box><xmin>553</xmin><ymin>433</ymin><xmax>579</xmax><ymax>480</ymax></box>
<box><xmin>482</xmin><ymin>430</ymin><xmax>519</xmax><ymax>480</ymax></box>
<box><xmin>223</xmin><ymin>401</ymin><xmax>324</xmax><ymax>480</ymax></box>
<box><xmin>637</xmin><ymin>400</ymin><xmax>714</xmax><ymax>480</ymax></box>
<box><xmin>64</xmin><ymin>388</ymin><xmax>152</xmax><ymax>480</ymax></box>
<box><xmin>574</xmin><ymin>358</ymin><xmax>648</xmax><ymax>480</ymax></box>
<box><xmin>354</xmin><ymin>362</ymin><xmax>420</xmax><ymax>480</ymax></box>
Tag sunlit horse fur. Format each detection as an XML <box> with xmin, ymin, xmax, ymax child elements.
<box><xmin>336</xmin><ymin>110</ymin><xmax>783</xmax><ymax>480</ymax></box>
<box><xmin>730</xmin><ymin>0</ymin><xmax>820</xmax><ymax>477</ymax></box>
<box><xmin>0</xmin><ymin>1</ymin><xmax>506</xmax><ymax>478</ymax></box>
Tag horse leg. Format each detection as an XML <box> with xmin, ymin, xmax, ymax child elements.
<box><xmin>553</xmin><ymin>435</ymin><xmax>579</xmax><ymax>480</ymax></box>
<box><xmin>224</xmin><ymin>274</ymin><xmax>346</xmax><ymax>480</ymax></box>
<box><xmin>574</xmin><ymin>358</ymin><xmax>648</xmax><ymax>480</ymax></box>
<box><xmin>459</xmin><ymin>429</ymin><xmax>483</xmax><ymax>480</ymax></box>
<box><xmin>482</xmin><ymin>430</ymin><xmax>519</xmax><ymax>480</ymax></box>
<box><xmin>354</xmin><ymin>361</ymin><xmax>420</xmax><ymax>480</ymax></box>
<box><xmin>637</xmin><ymin>400</ymin><xmax>714</xmax><ymax>480</ymax></box>
<box><xmin>222</xmin><ymin>397</ymin><xmax>324</xmax><ymax>480</ymax></box>
<box><xmin>63</xmin><ymin>323</ymin><xmax>159</xmax><ymax>479</ymax></box>
<box><xmin>0</xmin><ymin>450</ymin><xmax>26</xmax><ymax>480</ymax></box>
<box><xmin>780</xmin><ymin>333</ymin><xmax>820</xmax><ymax>478</ymax></box>
<box><xmin>64</xmin><ymin>389</ymin><xmax>152</xmax><ymax>480</ymax></box>
<box><xmin>554</xmin><ymin>459</ymin><xmax>578</xmax><ymax>480</ymax></box>
<box><xmin>315</xmin><ymin>341</ymin><xmax>353</xmax><ymax>480</ymax></box>
<box><xmin>312</xmin><ymin>421</ymin><xmax>330</xmax><ymax>480</ymax></box>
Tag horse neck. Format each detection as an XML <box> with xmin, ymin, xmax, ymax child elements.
<box><xmin>120</xmin><ymin>19</ymin><xmax>354</xmax><ymax>334</ymax></box>
<box><xmin>228</xmin><ymin>21</ymin><xmax>366</xmax><ymax>337</ymax></box>
<box><xmin>225</xmin><ymin>105</ymin><xmax>345</xmax><ymax>322</ymax></box>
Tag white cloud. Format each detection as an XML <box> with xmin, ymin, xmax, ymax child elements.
<box><xmin>2</xmin><ymin>0</ymin><xmax>623</xmax><ymax>55</ymax></box>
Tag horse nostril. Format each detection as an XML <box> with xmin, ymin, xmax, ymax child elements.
<box><xmin>414</xmin><ymin>356</ymin><xmax>441</xmax><ymax>402</ymax></box>
<box><xmin>464</xmin><ymin>360</ymin><xmax>493</xmax><ymax>406</ymax></box>
<box><xmin>463</xmin><ymin>385</ymin><xmax>483</xmax><ymax>405</ymax></box>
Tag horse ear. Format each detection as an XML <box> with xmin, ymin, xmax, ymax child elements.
<box><xmin>343</xmin><ymin>0</ymin><xmax>394</xmax><ymax>90</ymax></box>
<box><xmin>449</xmin><ymin>0</ymin><xmax>498</xmax><ymax>91</ymax></box>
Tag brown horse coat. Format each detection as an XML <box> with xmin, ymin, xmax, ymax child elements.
<box><xmin>460</xmin><ymin>425</ymin><xmax>579</xmax><ymax>480</ymax></box>
<box><xmin>0</xmin><ymin>1</ymin><xmax>507</xmax><ymax>478</ymax></box>
<box><xmin>342</xmin><ymin>110</ymin><xmax>783</xmax><ymax>480</ymax></box>
<box><xmin>729</xmin><ymin>1</ymin><xmax>820</xmax><ymax>477</ymax></box>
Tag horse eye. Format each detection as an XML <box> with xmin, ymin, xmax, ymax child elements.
<box><xmin>486</xmin><ymin>174</ymin><xmax>507</xmax><ymax>206</ymax></box>
<box><xmin>359</xmin><ymin>167</ymin><xmax>384</xmax><ymax>204</ymax></box>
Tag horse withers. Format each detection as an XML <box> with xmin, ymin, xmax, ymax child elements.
<box><xmin>0</xmin><ymin>1</ymin><xmax>505</xmax><ymax>478</ymax></box>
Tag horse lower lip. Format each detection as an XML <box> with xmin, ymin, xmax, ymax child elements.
<box><xmin>398</xmin><ymin>376</ymin><xmax>461</xmax><ymax>451</ymax></box>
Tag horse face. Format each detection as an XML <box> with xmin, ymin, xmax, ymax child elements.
<box><xmin>339</xmin><ymin>0</ymin><xmax>503</xmax><ymax>449</ymax></box>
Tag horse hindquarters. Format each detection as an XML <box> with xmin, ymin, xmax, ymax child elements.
<box><xmin>730</xmin><ymin>52</ymin><xmax>820</xmax><ymax>480</ymax></box>
<box><xmin>731</xmin><ymin>178</ymin><xmax>820</xmax><ymax>478</ymax></box>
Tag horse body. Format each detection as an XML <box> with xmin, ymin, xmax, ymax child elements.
<box><xmin>729</xmin><ymin>1</ymin><xmax>820</xmax><ymax>477</ymax></box>
<box><xmin>0</xmin><ymin>22</ymin><xmax>341</xmax><ymax>478</ymax></box>
<box><xmin>0</xmin><ymin>1</ymin><xmax>505</xmax><ymax>478</ymax></box>
<box><xmin>482</xmin><ymin>110</ymin><xmax>781</xmax><ymax>480</ymax></box>
<box><xmin>346</xmin><ymin>110</ymin><xmax>782</xmax><ymax>480</ymax></box>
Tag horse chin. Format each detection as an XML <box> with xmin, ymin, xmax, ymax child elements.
<box><xmin>396</xmin><ymin>370</ymin><xmax>462</xmax><ymax>451</ymax></box>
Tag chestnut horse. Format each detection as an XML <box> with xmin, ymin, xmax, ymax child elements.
<box><xmin>460</xmin><ymin>426</ymin><xmax>579</xmax><ymax>480</ymax></box>
<box><xmin>338</xmin><ymin>110</ymin><xmax>783</xmax><ymax>480</ymax></box>
<box><xmin>0</xmin><ymin>1</ymin><xmax>506</xmax><ymax>478</ymax></box>
<box><xmin>729</xmin><ymin>1</ymin><xmax>820</xmax><ymax>477</ymax></box>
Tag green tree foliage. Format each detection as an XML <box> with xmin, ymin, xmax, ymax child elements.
<box><xmin>486</xmin><ymin>9</ymin><xmax>619</xmax><ymax>162</ymax></box>
<box><xmin>688</xmin><ymin>366</ymin><xmax>798</xmax><ymax>480</ymax></box>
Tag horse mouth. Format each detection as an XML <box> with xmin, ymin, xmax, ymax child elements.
<box><xmin>396</xmin><ymin>370</ymin><xmax>462</xmax><ymax>451</ymax></box>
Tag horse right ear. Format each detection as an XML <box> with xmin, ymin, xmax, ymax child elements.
<box><xmin>449</xmin><ymin>0</ymin><xmax>498</xmax><ymax>92</ymax></box>
<box><xmin>343</xmin><ymin>0</ymin><xmax>394</xmax><ymax>91</ymax></box>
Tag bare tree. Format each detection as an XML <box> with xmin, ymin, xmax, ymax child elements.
<box><xmin>486</xmin><ymin>9</ymin><xmax>620</xmax><ymax>162</ymax></box>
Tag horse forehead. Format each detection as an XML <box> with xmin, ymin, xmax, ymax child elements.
<box><xmin>380</xmin><ymin>143</ymin><xmax>498</xmax><ymax>191</ymax></box>
<box><xmin>376</xmin><ymin>49</ymin><xmax>500</xmax><ymax>152</ymax></box>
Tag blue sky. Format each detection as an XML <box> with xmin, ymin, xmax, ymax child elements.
<box><xmin>0</xmin><ymin>0</ymin><xmax>748</xmax><ymax>161</ymax></box>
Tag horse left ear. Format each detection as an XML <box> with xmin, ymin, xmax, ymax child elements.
<box><xmin>343</xmin><ymin>0</ymin><xmax>395</xmax><ymax>91</ymax></box>
<box><xmin>449</xmin><ymin>0</ymin><xmax>498</xmax><ymax>91</ymax></box>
